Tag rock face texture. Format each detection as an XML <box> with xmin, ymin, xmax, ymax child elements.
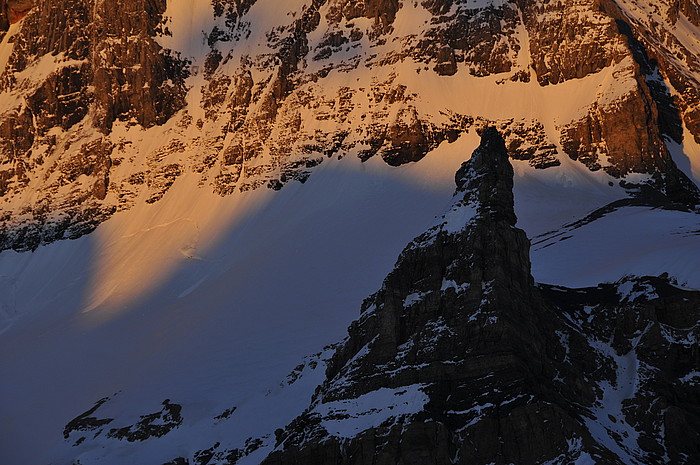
<box><xmin>518</xmin><ymin>0</ymin><xmax>629</xmax><ymax>86</ymax></box>
<box><xmin>0</xmin><ymin>0</ymin><xmax>188</xmax><ymax>250</ymax></box>
<box><xmin>606</xmin><ymin>0</ymin><xmax>700</xmax><ymax>145</ymax></box>
<box><xmin>261</xmin><ymin>129</ymin><xmax>700</xmax><ymax>465</ymax></box>
<box><xmin>0</xmin><ymin>0</ymin><xmax>699</xmax><ymax>252</ymax></box>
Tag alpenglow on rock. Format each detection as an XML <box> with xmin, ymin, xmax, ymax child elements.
<box><xmin>1</xmin><ymin>0</ymin><xmax>699</xmax><ymax>252</ymax></box>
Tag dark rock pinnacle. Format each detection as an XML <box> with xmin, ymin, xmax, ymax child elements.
<box><xmin>262</xmin><ymin>128</ymin><xmax>700</xmax><ymax>465</ymax></box>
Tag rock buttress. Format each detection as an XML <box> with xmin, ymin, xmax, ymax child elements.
<box><xmin>262</xmin><ymin>128</ymin><xmax>700</xmax><ymax>465</ymax></box>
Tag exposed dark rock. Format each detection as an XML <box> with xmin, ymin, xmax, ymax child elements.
<box><xmin>433</xmin><ymin>45</ymin><xmax>457</xmax><ymax>76</ymax></box>
<box><xmin>419</xmin><ymin>1</ymin><xmax>521</xmax><ymax>77</ymax></box>
<box><xmin>596</xmin><ymin>0</ymin><xmax>700</xmax><ymax>144</ymax></box>
<box><xmin>91</xmin><ymin>0</ymin><xmax>190</xmax><ymax>130</ymax></box>
<box><xmin>162</xmin><ymin>458</ymin><xmax>189</xmax><ymax>465</ymax></box>
<box><xmin>63</xmin><ymin>396</ymin><xmax>114</xmax><ymax>446</ymax></box>
<box><xmin>326</xmin><ymin>0</ymin><xmax>400</xmax><ymax>33</ymax></box>
<box><xmin>0</xmin><ymin>0</ymin><xmax>190</xmax><ymax>251</ymax></box>
<box><xmin>162</xmin><ymin>436</ymin><xmax>267</xmax><ymax>465</ymax></box>
<box><xmin>5</xmin><ymin>0</ymin><xmax>34</xmax><ymax>24</ymax></box>
<box><xmin>495</xmin><ymin>119</ymin><xmax>560</xmax><ymax>169</ymax></box>
<box><xmin>262</xmin><ymin>128</ymin><xmax>700</xmax><ymax>465</ymax></box>
<box><xmin>27</xmin><ymin>63</ymin><xmax>92</xmax><ymax>134</ymax></box>
<box><xmin>211</xmin><ymin>0</ymin><xmax>256</xmax><ymax>31</ymax></box>
<box><xmin>214</xmin><ymin>406</ymin><xmax>237</xmax><ymax>421</ymax></box>
<box><xmin>668</xmin><ymin>0</ymin><xmax>700</xmax><ymax>26</ymax></box>
<box><xmin>193</xmin><ymin>442</ymin><xmax>220</xmax><ymax>465</ymax></box>
<box><xmin>560</xmin><ymin>72</ymin><xmax>700</xmax><ymax>207</ymax></box>
<box><xmin>607</xmin><ymin>17</ymin><xmax>684</xmax><ymax>144</ymax></box>
<box><xmin>381</xmin><ymin>106</ymin><xmax>430</xmax><ymax>166</ymax></box>
<box><xmin>107</xmin><ymin>399</ymin><xmax>183</xmax><ymax>442</ymax></box>
<box><xmin>561</xmin><ymin>83</ymin><xmax>668</xmax><ymax>175</ymax></box>
<box><xmin>145</xmin><ymin>163</ymin><xmax>183</xmax><ymax>204</ymax></box>
<box><xmin>0</xmin><ymin>106</ymin><xmax>33</xmax><ymax>196</ymax></box>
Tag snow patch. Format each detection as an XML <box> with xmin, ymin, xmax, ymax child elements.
<box><xmin>440</xmin><ymin>279</ymin><xmax>469</xmax><ymax>293</ymax></box>
<box><xmin>680</xmin><ymin>371</ymin><xmax>700</xmax><ymax>385</ymax></box>
<box><xmin>616</xmin><ymin>280</ymin><xmax>658</xmax><ymax>303</ymax></box>
<box><xmin>313</xmin><ymin>385</ymin><xmax>429</xmax><ymax>439</ymax></box>
<box><xmin>586</xmin><ymin>340</ymin><xmax>645</xmax><ymax>464</ymax></box>
<box><xmin>403</xmin><ymin>291</ymin><xmax>430</xmax><ymax>307</ymax></box>
<box><xmin>440</xmin><ymin>201</ymin><xmax>478</xmax><ymax>234</ymax></box>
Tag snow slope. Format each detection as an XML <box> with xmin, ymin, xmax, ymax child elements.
<box><xmin>0</xmin><ymin>137</ymin><xmax>468</xmax><ymax>465</ymax></box>
<box><xmin>1</xmin><ymin>128</ymin><xmax>699</xmax><ymax>464</ymax></box>
<box><xmin>532</xmin><ymin>206</ymin><xmax>700</xmax><ymax>288</ymax></box>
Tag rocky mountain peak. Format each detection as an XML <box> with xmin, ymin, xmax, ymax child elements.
<box><xmin>1</xmin><ymin>2</ymin><xmax>699</xmax><ymax>464</ymax></box>
<box><xmin>263</xmin><ymin>127</ymin><xmax>550</xmax><ymax>463</ymax></box>
<box><xmin>456</xmin><ymin>126</ymin><xmax>517</xmax><ymax>226</ymax></box>
<box><xmin>260</xmin><ymin>128</ymin><xmax>700</xmax><ymax>464</ymax></box>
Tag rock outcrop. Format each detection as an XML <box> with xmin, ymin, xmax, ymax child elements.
<box><xmin>262</xmin><ymin>129</ymin><xmax>700</xmax><ymax>465</ymax></box>
<box><xmin>518</xmin><ymin>0</ymin><xmax>629</xmax><ymax>86</ymax></box>
<box><xmin>63</xmin><ymin>396</ymin><xmax>184</xmax><ymax>447</ymax></box>
<box><xmin>419</xmin><ymin>1</ymin><xmax>522</xmax><ymax>77</ymax></box>
<box><xmin>3</xmin><ymin>0</ymin><xmax>33</xmax><ymax>25</ymax></box>
<box><xmin>326</xmin><ymin>0</ymin><xmax>400</xmax><ymax>34</ymax></box>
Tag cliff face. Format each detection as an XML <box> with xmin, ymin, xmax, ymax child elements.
<box><xmin>0</xmin><ymin>0</ymin><xmax>188</xmax><ymax>250</ymax></box>
<box><xmin>0</xmin><ymin>0</ymin><xmax>698</xmax><ymax>252</ymax></box>
<box><xmin>261</xmin><ymin>129</ymin><xmax>700</xmax><ymax>465</ymax></box>
<box><xmin>606</xmin><ymin>0</ymin><xmax>700</xmax><ymax>145</ymax></box>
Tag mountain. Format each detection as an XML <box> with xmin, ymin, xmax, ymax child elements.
<box><xmin>263</xmin><ymin>128</ymin><xmax>700</xmax><ymax>464</ymax></box>
<box><xmin>0</xmin><ymin>1</ymin><xmax>698</xmax><ymax>464</ymax></box>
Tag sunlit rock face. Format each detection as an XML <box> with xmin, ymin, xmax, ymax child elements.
<box><xmin>0</xmin><ymin>0</ymin><xmax>189</xmax><ymax>250</ymax></box>
<box><xmin>0</xmin><ymin>0</ymin><xmax>699</xmax><ymax>253</ymax></box>
<box><xmin>611</xmin><ymin>0</ymin><xmax>700</xmax><ymax>145</ymax></box>
<box><xmin>4</xmin><ymin>0</ymin><xmax>33</xmax><ymax>24</ymax></box>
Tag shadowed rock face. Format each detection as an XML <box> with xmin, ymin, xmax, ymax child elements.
<box><xmin>319</xmin><ymin>127</ymin><xmax>539</xmax><ymax>405</ymax></box>
<box><xmin>261</xmin><ymin>129</ymin><xmax>700</xmax><ymax>465</ymax></box>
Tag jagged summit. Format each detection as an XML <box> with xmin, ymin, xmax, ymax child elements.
<box><xmin>455</xmin><ymin>125</ymin><xmax>518</xmax><ymax>225</ymax></box>
<box><xmin>318</xmin><ymin>127</ymin><xmax>537</xmax><ymax>401</ymax></box>
<box><xmin>260</xmin><ymin>128</ymin><xmax>700</xmax><ymax>465</ymax></box>
<box><xmin>260</xmin><ymin>127</ymin><xmax>555</xmax><ymax>464</ymax></box>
